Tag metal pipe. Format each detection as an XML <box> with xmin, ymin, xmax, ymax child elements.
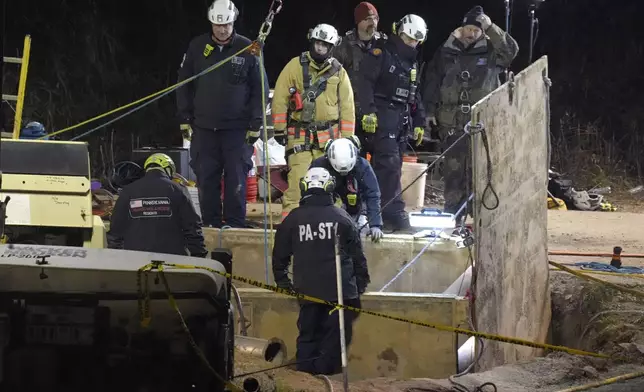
<box><xmin>549</xmin><ymin>250</ymin><xmax>644</xmax><ymax>259</ymax></box>
<box><xmin>243</xmin><ymin>377</ymin><xmax>261</xmax><ymax>392</ymax></box>
<box><xmin>234</xmin><ymin>335</ymin><xmax>287</xmax><ymax>364</ymax></box>
<box><xmin>457</xmin><ymin>336</ymin><xmax>476</xmax><ymax>373</ymax></box>
<box><xmin>334</xmin><ymin>235</ymin><xmax>349</xmax><ymax>392</ymax></box>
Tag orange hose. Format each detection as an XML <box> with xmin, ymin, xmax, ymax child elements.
<box><xmin>548</xmin><ymin>250</ymin><xmax>644</xmax><ymax>259</ymax></box>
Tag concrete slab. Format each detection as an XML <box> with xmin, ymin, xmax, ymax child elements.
<box><xmin>471</xmin><ymin>56</ymin><xmax>551</xmax><ymax>370</ymax></box>
<box><xmin>204</xmin><ymin>227</ymin><xmax>470</xmax><ymax>293</ymax></box>
<box><xmin>235</xmin><ymin>288</ymin><xmax>468</xmax><ymax>380</ymax></box>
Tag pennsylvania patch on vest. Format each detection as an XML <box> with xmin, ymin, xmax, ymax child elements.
<box><xmin>129</xmin><ymin>197</ymin><xmax>173</xmax><ymax>219</ymax></box>
<box><xmin>477</xmin><ymin>57</ymin><xmax>487</xmax><ymax>66</ymax></box>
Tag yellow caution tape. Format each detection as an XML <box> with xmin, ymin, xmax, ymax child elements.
<box><xmin>555</xmin><ymin>370</ymin><xmax>644</xmax><ymax>392</ymax></box>
<box><xmin>549</xmin><ymin>260</ymin><xmax>644</xmax><ymax>300</ymax></box>
<box><xmin>137</xmin><ymin>261</ymin><xmax>609</xmax><ymax>361</ymax></box>
<box><xmin>137</xmin><ymin>263</ymin><xmax>244</xmax><ymax>392</ymax></box>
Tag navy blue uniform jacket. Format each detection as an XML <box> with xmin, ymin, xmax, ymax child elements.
<box><xmin>107</xmin><ymin>170</ymin><xmax>207</xmax><ymax>257</ymax></box>
<box><xmin>176</xmin><ymin>33</ymin><xmax>269</xmax><ymax>132</ymax></box>
<box><xmin>310</xmin><ymin>156</ymin><xmax>383</xmax><ymax>228</ymax></box>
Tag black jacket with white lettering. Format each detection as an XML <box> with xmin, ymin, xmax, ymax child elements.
<box><xmin>272</xmin><ymin>190</ymin><xmax>370</xmax><ymax>302</ymax></box>
<box><xmin>107</xmin><ymin>170</ymin><xmax>208</xmax><ymax>257</ymax></box>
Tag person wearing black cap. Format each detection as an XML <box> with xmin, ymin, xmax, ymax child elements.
<box><xmin>334</xmin><ymin>2</ymin><xmax>387</xmax><ymax>157</ymax></box>
<box><xmin>422</xmin><ymin>5</ymin><xmax>519</xmax><ymax>224</ymax></box>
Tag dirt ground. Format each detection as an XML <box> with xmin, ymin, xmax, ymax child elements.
<box><xmin>231</xmin><ymin>195</ymin><xmax>644</xmax><ymax>391</ymax></box>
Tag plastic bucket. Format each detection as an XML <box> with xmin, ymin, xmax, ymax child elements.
<box><xmin>220</xmin><ymin>175</ymin><xmax>259</xmax><ymax>203</ymax></box>
<box><xmin>401</xmin><ymin>161</ymin><xmax>428</xmax><ymax>208</ymax></box>
<box><xmin>402</xmin><ymin>154</ymin><xmax>418</xmax><ymax>163</ymax></box>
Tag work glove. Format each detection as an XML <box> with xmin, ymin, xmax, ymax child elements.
<box><xmin>246</xmin><ymin>129</ymin><xmax>260</xmax><ymax>145</ymax></box>
<box><xmin>413</xmin><ymin>127</ymin><xmax>424</xmax><ymax>147</ymax></box>
<box><xmin>273</xmin><ymin>130</ymin><xmax>287</xmax><ymax>146</ymax></box>
<box><xmin>180</xmin><ymin>123</ymin><xmax>193</xmax><ymax>141</ymax></box>
<box><xmin>357</xmin><ymin>277</ymin><xmax>370</xmax><ymax>295</ymax></box>
<box><xmin>361</xmin><ymin>113</ymin><xmax>378</xmax><ymax>133</ymax></box>
<box><xmin>369</xmin><ymin>226</ymin><xmax>384</xmax><ymax>243</ymax></box>
<box><xmin>476</xmin><ymin>13</ymin><xmax>492</xmax><ymax>31</ymax></box>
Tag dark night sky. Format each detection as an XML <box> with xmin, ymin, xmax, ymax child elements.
<box><xmin>1</xmin><ymin>0</ymin><xmax>641</xmax><ymax>172</ymax></box>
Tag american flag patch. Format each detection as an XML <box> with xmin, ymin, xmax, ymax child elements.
<box><xmin>130</xmin><ymin>199</ymin><xmax>143</xmax><ymax>208</ymax></box>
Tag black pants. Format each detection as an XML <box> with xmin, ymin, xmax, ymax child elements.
<box><xmin>295</xmin><ymin>297</ymin><xmax>361</xmax><ymax>375</ymax></box>
<box><xmin>191</xmin><ymin>127</ymin><xmax>253</xmax><ymax>228</ymax></box>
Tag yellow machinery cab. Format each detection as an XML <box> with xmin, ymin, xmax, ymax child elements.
<box><xmin>0</xmin><ymin>138</ymin><xmax>106</xmax><ymax>247</ymax></box>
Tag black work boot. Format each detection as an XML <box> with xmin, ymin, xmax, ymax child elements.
<box><xmin>383</xmin><ymin>216</ymin><xmax>413</xmax><ymax>234</ymax></box>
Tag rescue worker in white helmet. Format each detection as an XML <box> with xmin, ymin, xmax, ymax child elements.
<box><xmin>176</xmin><ymin>0</ymin><xmax>269</xmax><ymax>228</ymax></box>
<box><xmin>272</xmin><ymin>167</ymin><xmax>369</xmax><ymax>375</ymax></box>
<box><xmin>107</xmin><ymin>153</ymin><xmax>208</xmax><ymax>257</ymax></box>
<box><xmin>357</xmin><ymin>14</ymin><xmax>428</xmax><ymax>232</ymax></box>
<box><xmin>271</xmin><ymin>23</ymin><xmax>356</xmax><ymax>222</ymax></box>
<box><xmin>310</xmin><ymin>136</ymin><xmax>384</xmax><ymax>242</ymax></box>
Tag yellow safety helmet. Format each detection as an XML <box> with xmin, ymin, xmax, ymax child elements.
<box><xmin>144</xmin><ymin>153</ymin><xmax>176</xmax><ymax>177</ymax></box>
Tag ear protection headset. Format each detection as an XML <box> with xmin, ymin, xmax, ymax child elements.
<box><xmin>299</xmin><ymin>174</ymin><xmax>336</xmax><ymax>194</ymax></box>
<box><xmin>392</xmin><ymin>20</ymin><xmax>402</xmax><ymax>36</ymax></box>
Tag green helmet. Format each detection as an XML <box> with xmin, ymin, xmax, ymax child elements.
<box><xmin>144</xmin><ymin>153</ymin><xmax>176</xmax><ymax>177</ymax></box>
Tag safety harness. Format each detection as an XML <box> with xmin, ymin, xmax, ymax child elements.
<box><xmin>286</xmin><ymin>53</ymin><xmax>342</xmax><ymax>158</ymax></box>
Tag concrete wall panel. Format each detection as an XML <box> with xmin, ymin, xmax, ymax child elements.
<box><xmin>235</xmin><ymin>288</ymin><xmax>468</xmax><ymax>380</ymax></box>
<box><xmin>471</xmin><ymin>56</ymin><xmax>551</xmax><ymax>370</ymax></box>
<box><xmin>204</xmin><ymin>227</ymin><xmax>470</xmax><ymax>293</ymax></box>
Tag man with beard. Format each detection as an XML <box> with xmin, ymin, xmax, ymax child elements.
<box><xmin>271</xmin><ymin>23</ymin><xmax>356</xmax><ymax>221</ymax></box>
<box><xmin>176</xmin><ymin>0</ymin><xmax>269</xmax><ymax>228</ymax></box>
<box><xmin>422</xmin><ymin>6</ymin><xmax>518</xmax><ymax>223</ymax></box>
<box><xmin>333</xmin><ymin>2</ymin><xmax>387</xmax><ymax>157</ymax></box>
<box><xmin>356</xmin><ymin>14</ymin><xmax>428</xmax><ymax>232</ymax></box>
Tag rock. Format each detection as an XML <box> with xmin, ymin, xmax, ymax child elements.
<box><xmin>582</xmin><ymin>366</ymin><xmax>599</xmax><ymax>379</ymax></box>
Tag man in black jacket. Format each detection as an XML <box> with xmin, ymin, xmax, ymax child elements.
<box><xmin>357</xmin><ymin>14</ymin><xmax>428</xmax><ymax>232</ymax></box>
<box><xmin>176</xmin><ymin>0</ymin><xmax>269</xmax><ymax>228</ymax></box>
<box><xmin>107</xmin><ymin>153</ymin><xmax>208</xmax><ymax>258</ymax></box>
<box><xmin>272</xmin><ymin>167</ymin><xmax>370</xmax><ymax>375</ymax></box>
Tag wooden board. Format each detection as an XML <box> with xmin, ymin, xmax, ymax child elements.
<box><xmin>471</xmin><ymin>56</ymin><xmax>551</xmax><ymax>370</ymax></box>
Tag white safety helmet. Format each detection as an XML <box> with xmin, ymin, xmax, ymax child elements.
<box><xmin>327</xmin><ymin>138</ymin><xmax>358</xmax><ymax>176</ymax></box>
<box><xmin>300</xmin><ymin>167</ymin><xmax>336</xmax><ymax>193</ymax></box>
<box><xmin>395</xmin><ymin>14</ymin><xmax>428</xmax><ymax>43</ymax></box>
<box><xmin>208</xmin><ymin>0</ymin><xmax>238</xmax><ymax>25</ymax></box>
<box><xmin>308</xmin><ymin>23</ymin><xmax>341</xmax><ymax>46</ymax></box>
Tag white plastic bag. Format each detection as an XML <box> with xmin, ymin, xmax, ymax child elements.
<box><xmin>253</xmin><ymin>138</ymin><xmax>286</xmax><ymax>166</ymax></box>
